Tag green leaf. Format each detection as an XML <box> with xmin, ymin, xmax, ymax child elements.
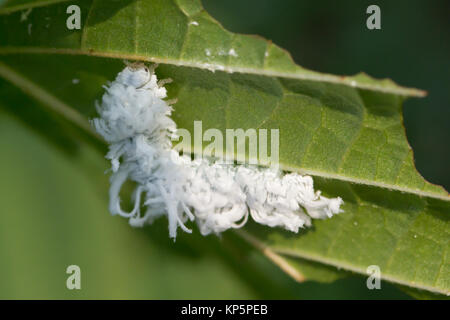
<box><xmin>0</xmin><ymin>0</ymin><xmax>448</xmax><ymax>296</ymax></box>
<box><xmin>0</xmin><ymin>0</ymin><xmax>425</xmax><ymax>97</ymax></box>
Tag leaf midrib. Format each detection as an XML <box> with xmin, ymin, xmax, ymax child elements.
<box><xmin>0</xmin><ymin>0</ymin><xmax>427</xmax><ymax>96</ymax></box>
<box><xmin>0</xmin><ymin>46</ymin><xmax>427</xmax><ymax>97</ymax></box>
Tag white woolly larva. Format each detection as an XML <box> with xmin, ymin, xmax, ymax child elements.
<box><xmin>92</xmin><ymin>64</ymin><xmax>343</xmax><ymax>239</ymax></box>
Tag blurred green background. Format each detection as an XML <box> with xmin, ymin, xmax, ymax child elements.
<box><xmin>0</xmin><ymin>0</ymin><xmax>448</xmax><ymax>299</ymax></box>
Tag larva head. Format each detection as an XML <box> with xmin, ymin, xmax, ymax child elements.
<box><xmin>116</xmin><ymin>62</ymin><xmax>152</xmax><ymax>89</ymax></box>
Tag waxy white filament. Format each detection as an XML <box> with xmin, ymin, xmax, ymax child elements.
<box><xmin>92</xmin><ymin>64</ymin><xmax>343</xmax><ymax>239</ymax></box>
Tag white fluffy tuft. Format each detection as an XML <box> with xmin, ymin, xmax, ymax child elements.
<box><xmin>92</xmin><ymin>64</ymin><xmax>343</xmax><ymax>239</ymax></box>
